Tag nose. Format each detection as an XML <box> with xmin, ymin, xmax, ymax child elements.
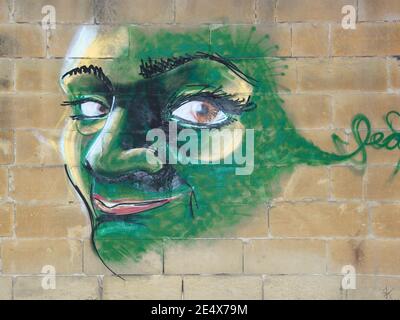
<box><xmin>85</xmin><ymin>107</ymin><xmax>163</xmax><ymax>178</ymax></box>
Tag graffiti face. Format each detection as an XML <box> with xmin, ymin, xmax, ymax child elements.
<box><xmin>60</xmin><ymin>26</ymin><xmax>347</xmax><ymax>270</ymax></box>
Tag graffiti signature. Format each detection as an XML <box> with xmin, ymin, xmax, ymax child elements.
<box><xmin>333</xmin><ymin>111</ymin><xmax>400</xmax><ymax>174</ymax></box>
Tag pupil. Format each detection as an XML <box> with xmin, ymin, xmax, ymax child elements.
<box><xmin>196</xmin><ymin>103</ymin><xmax>209</xmax><ymax>115</ymax></box>
<box><xmin>193</xmin><ymin>102</ymin><xmax>217</xmax><ymax>123</ymax></box>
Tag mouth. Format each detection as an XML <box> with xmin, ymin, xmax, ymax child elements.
<box><xmin>92</xmin><ymin>193</ymin><xmax>180</xmax><ymax>215</ymax></box>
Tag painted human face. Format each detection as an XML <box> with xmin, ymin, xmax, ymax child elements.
<box><xmin>60</xmin><ymin>26</ymin><xmax>339</xmax><ymax>270</ymax></box>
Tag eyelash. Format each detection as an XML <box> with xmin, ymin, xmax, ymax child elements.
<box><xmin>61</xmin><ymin>89</ymin><xmax>256</xmax><ymax>126</ymax></box>
<box><xmin>70</xmin><ymin>114</ymin><xmax>101</xmax><ymax>120</ymax></box>
<box><xmin>61</xmin><ymin>98</ymin><xmax>109</xmax><ymax>120</ymax></box>
<box><xmin>171</xmin><ymin>111</ymin><xmax>236</xmax><ymax>129</ymax></box>
<box><xmin>164</xmin><ymin>87</ymin><xmax>256</xmax><ymax>128</ymax></box>
<box><xmin>61</xmin><ymin>98</ymin><xmax>93</xmax><ymax>106</ymax></box>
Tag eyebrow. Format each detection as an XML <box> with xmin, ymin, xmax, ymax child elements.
<box><xmin>139</xmin><ymin>52</ymin><xmax>257</xmax><ymax>85</ymax></box>
<box><xmin>61</xmin><ymin>64</ymin><xmax>113</xmax><ymax>92</ymax></box>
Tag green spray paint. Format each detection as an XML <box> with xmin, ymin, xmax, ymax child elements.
<box><xmin>60</xmin><ymin>25</ymin><xmax>396</xmax><ymax>272</ymax></box>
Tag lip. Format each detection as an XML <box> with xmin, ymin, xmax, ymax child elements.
<box><xmin>92</xmin><ymin>194</ymin><xmax>180</xmax><ymax>215</ymax></box>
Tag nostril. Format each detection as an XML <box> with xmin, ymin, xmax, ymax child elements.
<box><xmin>121</xmin><ymin>138</ymin><xmax>134</xmax><ymax>150</ymax></box>
<box><xmin>121</xmin><ymin>141</ymin><xmax>130</xmax><ymax>149</ymax></box>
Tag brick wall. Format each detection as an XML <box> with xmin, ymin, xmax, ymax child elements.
<box><xmin>1</xmin><ymin>0</ymin><xmax>400</xmax><ymax>300</ymax></box>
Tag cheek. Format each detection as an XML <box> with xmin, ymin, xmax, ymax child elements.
<box><xmin>62</xmin><ymin>122</ymin><xmax>92</xmax><ymax>196</ymax></box>
<box><xmin>63</xmin><ymin>121</ymin><xmax>98</xmax><ymax>164</ymax></box>
<box><xmin>63</xmin><ymin>121</ymin><xmax>80</xmax><ymax>166</ymax></box>
<box><xmin>197</xmin><ymin>121</ymin><xmax>244</xmax><ymax>162</ymax></box>
<box><xmin>76</xmin><ymin>118</ymin><xmax>107</xmax><ymax>135</ymax></box>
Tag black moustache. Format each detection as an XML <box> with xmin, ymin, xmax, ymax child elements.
<box><xmin>84</xmin><ymin>161</ymin><xmax>184</xmax><ymax>192</ymax></box>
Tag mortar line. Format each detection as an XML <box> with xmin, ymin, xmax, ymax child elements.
<box><xmin>328</xmin><ymin>23</ymin><xmax>332</xmax><ymax>57</ymax></box>
<box><xmin>173</xmin><ymin>0</ymin><xmax>177</xmax><ymax>23</ymax></box>
<box><xmin>325</xmin><ymin>240</ymin><xmax>329</xmax><ymax>275</ymax></box>
<box><xmin>266</xmin><ymin>202</ymin><xmax>271</xmax><ymax>238</ymax></box>
<box><xmin>11</xmin><ymin>275</ymin><xmax>15</xmax><ymax>300</ymax></box>
<box><xmin>181</xmin><ymin>276</ymin><xmax>184</xmax><ymax>300</ymax></box>
<box><xmin>261</xmin><ymin>274</ymin><xmax>265</xmax><ymax>300</ymax></box>
<box><xmin>93</xmin><ymin>0</ymin><xmax>97</xmax><ymax>24</ymax></box>
<box><xmin>8</xmin><ymin>0</ymin><xmax>15</xmax><ymax>23</ymax></box>
<box><xmin>162</xmin><ymin>240</ymin><xmax>165</xmax><ymax>274</ymax></box>
<box><xmin>98</xmin><ymin>275</ymin><xmax>104</xmax><ymax>300</ymax></box>
<box><xmin>386</xmin><ymin>57</ymin><xmax>393</xmax><ymax>92</ymax></box>
<box><xmin>254</xmin><ymin>0</ymin><xmax>258</xmax><ymax>24</ymax></box>
<box><xmin>356</xmin><ymin>0</ymin><xmax>359</xmax><ymax>24</ymax></box>
<box><xmin>242</xmin><ymin>240</ymin><xmax>245</xmax><ymax>273</ymax></box>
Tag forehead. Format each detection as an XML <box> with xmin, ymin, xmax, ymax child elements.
<box><xmin>61</xmin><ymin>26</ymin><xmax>210</xmax><ymax>84</ymax></box>
<box><xmin>61</xmin><ymin>26</ymin><xmax>257</xmax><ymax>94</ymax></box>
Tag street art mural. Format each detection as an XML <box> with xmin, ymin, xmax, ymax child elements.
<box><xmin>59</xmin><ymin>25</ymin><xmax>399</xmax><ymax>273</ymax></box>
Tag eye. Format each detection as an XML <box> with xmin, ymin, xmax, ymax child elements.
<box><xmin>80</xmin><ymin>101</ymin><xmax>109</xmax><ymax>118</ymax></box>
<box><xmin>172</xmin><ymin>100</ymin><xmax>228</xmax><ymax>126</ymax></box>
